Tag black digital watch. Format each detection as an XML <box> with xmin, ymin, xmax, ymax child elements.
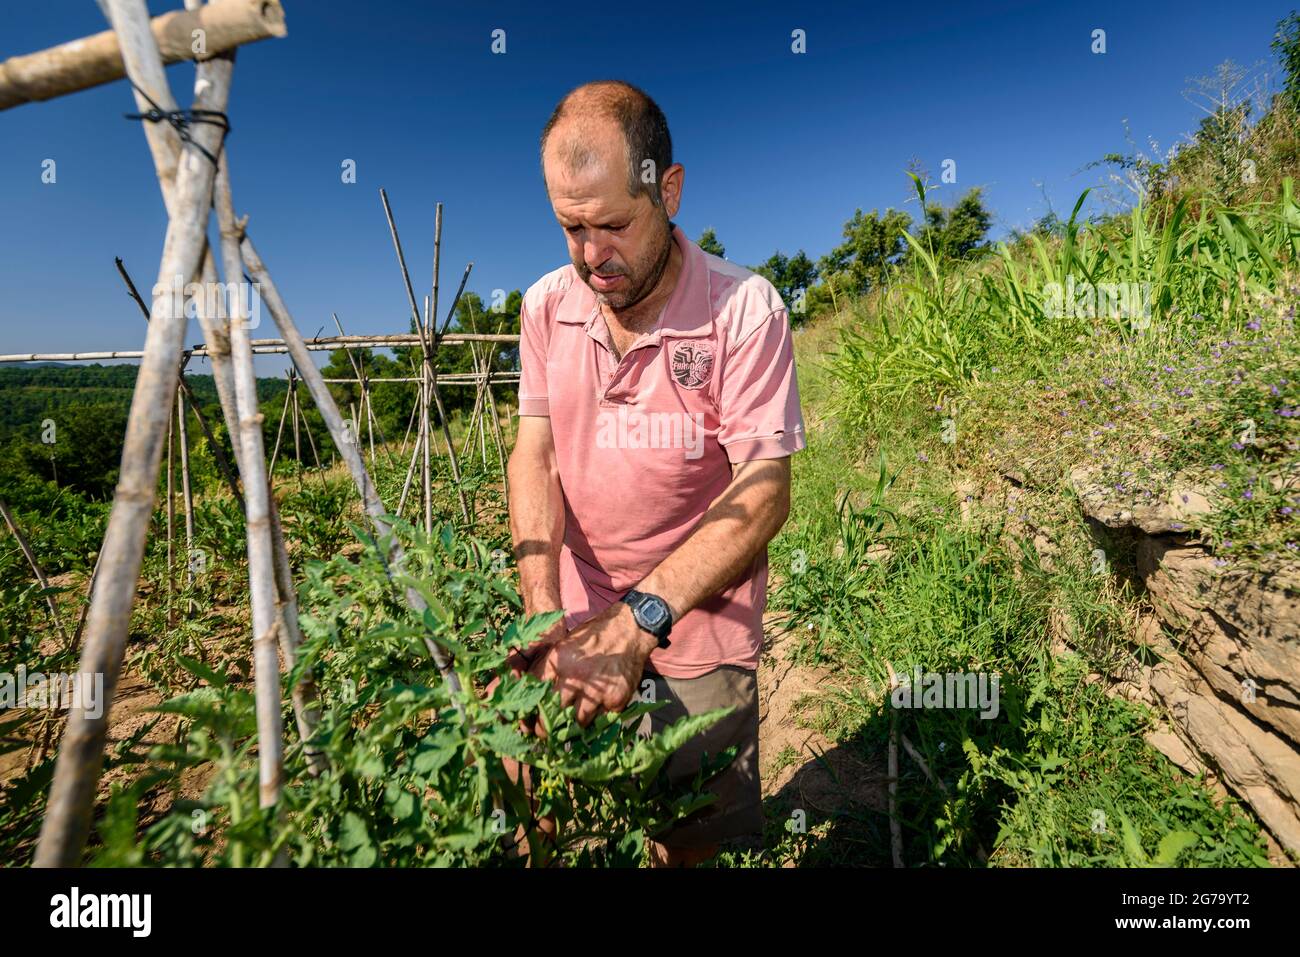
<box><xmin>620</xmin><ymin>589</ymin><xmax>673</xmax><ymax>647</ymax></box>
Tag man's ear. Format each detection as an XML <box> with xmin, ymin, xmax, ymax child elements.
<box><xmin>660</xmin><ymin>163</ymin><xmax>685</xmax><ymax>218</ymax></box>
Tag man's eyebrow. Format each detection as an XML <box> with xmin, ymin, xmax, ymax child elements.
<box><xmin>557</xmin><ymin>215</ymin><xmax>631</xmax><ymax>229</ymax></box>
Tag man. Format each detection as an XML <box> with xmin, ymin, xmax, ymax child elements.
<box><xmin>505</xmin><ymin>79</ymin><xmax>805</xmax><ymax>867</ymax></box>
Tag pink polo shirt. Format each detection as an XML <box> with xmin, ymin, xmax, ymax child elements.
<box><xmin>516</xmin><ymin>224</ymin><xmax>806</xmax><ymax>678</ymax></box>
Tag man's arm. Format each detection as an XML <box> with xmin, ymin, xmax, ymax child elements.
<box><xmin>637</xmin><ymin>456</ymin><xmax>790</xmax><ymax>622</ymax></box>
<box><xmin>530</xmin><ymin>456</ymin><xmax>792</xmax><ymax>729</ymax></box>
<box><xmin>507</xmin><ymin>415</ymin><xmax>566</xmax><ymax>655</ymax></box>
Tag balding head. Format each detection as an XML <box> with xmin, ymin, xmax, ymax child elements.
<box><xmin>540</xmin><ymin>80</ymin><xmax>673</xmax><ymax>208</ymax></box>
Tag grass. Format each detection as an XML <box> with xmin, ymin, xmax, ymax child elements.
<box><xmin>758</xmin><ymin>178</ymin><xmax>1297</xmax><ymax>867</ymax></box>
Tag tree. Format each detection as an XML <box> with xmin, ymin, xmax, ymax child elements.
<box><xmin>1274</xmin><ymin>10</ymin><xmax>1300</xmax><ymax>110</ymax></box>
<box><xmin>914</xmin><ymin>188</ymin><xmax>993</xmax><ymax>262</ymax></box>
<box><xmin>696</xmin><ymin>228</ymin><xmax>726</xmax><ymax>258</ymax></box>
<box><xmin>753</xmin><ymin>249</ymin><xmax>819</xmax><ymax>320</ymax></box>
<box><xmin>817</xmin><ymin>207</ymin><xmax>912</xmax><ymax>297</ymax></box>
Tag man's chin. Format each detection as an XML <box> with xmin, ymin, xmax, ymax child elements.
<box><xmin>588</xmin><ymin>283</ymin><xmax>637</xmax><ymax>309</ymax></box>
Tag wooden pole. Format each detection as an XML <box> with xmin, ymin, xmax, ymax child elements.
<box><xmin>379</xmin><ymin>191</ymin><xmax>469</xmax><ymax>524</ymax></box>
<box><xmin>114</xmin><ymin>257</ymin><xmax>244</xmax><ymax>510</ymax></box>
<box><xmin>0</xmin><ymin>500</ymin><xmax>69</xmax><ymax>648</ymax></box>
<box><xmin>331</xmin><ymin>313</ymin><xmax>393</xmax><ymax>471</ymax></box>
<box><xmin>268</xmin><ymin>371</ymin><xmax>292</xmax><ymax>473</ymax></box>
<box><xmin>399</xmin><ymin>395</ymin><xmax>417</xmax><ymax>457</ymax></box>
<box><xmin>266</xmin><ymin>492</ymin><xmax>325</xmax><ymax>776</ymax></box>
<box><xmin>467</xmin><ymin>300</ymin><xmax>511</xmax><ymax>499</ymax></box>
<box><xmin>214</xmin><ymin>145</ymin><xmax>283</xmax><ymax>811</ymax></box>
<box><xmin>166</xmin><ymin>393</ymin><xmax>176</xmax><ymax>628</ymax></box>
<box><xmin>486</xmin><ymin>375</ymin><xmax>509</xmax><ymax>500</ymax></box>
<box><xmin>0</xmin><ymin>333</ymin><xmax>516</xmax><ymax>364</ymax></box>
<box><xmin>422</xmin><ymin>356</ymin><xmax>433</xmax><ymax>534</ymax></box>
<box><xmin>300</xmin><ymin>394</ymin><xmax>323</xmax><ymax>474</ymax></box>
<box><xmin>35</xmin><ymin>0</ymin><xmax>233</xmax><ymax>868</ymax></box>
<box><xmin>70</xmin><ymin>548</ymin><xmax>104</xmax><ymax>656</ymax></box>
<box><xmin>396</xmin><ymin>426</ymin><xmax>423</xmax><ymax>520</ymax></box>
<box><xmin>177</xmin><ymin>388</ymin><xmax>195</xmax><ymax>588</ymax></box>
<box><xmin>291</xmin><ymin>368</ymin><xmax>302</xmax><ymax>467</ymax></box>
<box><xmin>0</xmin><ymin>0</ymin><xmax>285</xmax><ymax>112</ymax></box>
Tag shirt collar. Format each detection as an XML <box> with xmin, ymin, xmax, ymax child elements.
<box><xmin>556</xmin><ymin>223</ymin><xmax>714</xmax><ymax>341</ymax></box>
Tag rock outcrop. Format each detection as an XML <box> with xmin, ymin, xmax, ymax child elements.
<box><xmin>1069</xmin><ymin>466</ymin><xmax>1300</xmax><ymax>857</ymax></box>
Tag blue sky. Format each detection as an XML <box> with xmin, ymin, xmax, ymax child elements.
<box><xmin>0</xmin><ymin>0</ymin><xmax>1290</xmax><ymax>371</ymax></box>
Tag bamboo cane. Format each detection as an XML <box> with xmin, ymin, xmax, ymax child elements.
<box><xmin>177</xmin><ymin>388</ymin><xmax>195</xmax><ymax>593</ymax></box>
<box><xmin>424</xmin><ymin>371</ymin><xmax>438</xmax><ymax>530</ymax></box>
<box><xmin>166</xmin><ymin>394</ymin><xmax>176</xmax><ymax>628</ymax></box>
<box><xmin>0</xmin><ymin>0</ymin><xmax>285</xmax><ymax>112</ymax></box>
<box><xmin>467</xmin><ymin>299</ymin><xmax>511</xmax><ymax>499</ymax></box>
<box><xmin>0</xmin><ymin>500</ymin><xmax>70</xmax><ymax>648</ymax></box>
<box><xmin>35</xmin><ymin>0</ymin><xmax>233</xmax><ymax>868</ymax></box>
<box><xmin>93</xmin><ymin>0</ymin><xmax>246</xmax><ymax>488</ymax></box>
<box><xmin>331</xmin><ymin>313</ymin><xmax>395</xmax><ymax>471</ymax></box>
<box><xmin>266</xmin><ymin>491</ymin><xmax>326</xmax><ymax>776</ymax></box>
<box><xmin>214</xmin><ymin>146</ymin><xmax>283</xmax><ymax>810</ymax></box>
<box><xmin>396</xmin><ymin>425</ymin><xmax>423</xmax><ymax>519</ymax></box>
<box><xmin>0</xmin><ymin>333</ymin><xmax>516</xmax><ymax>364</ymax></box>
<box><xmin>70</xmin><ymin>548</ymin><xmax>103</xmax><ymax>656</ymax></box>
<box><xmin>399</xmin><ymin>395</ymin><xmax>417</xmax><ymax>457</ymax></box>
<box><xmin>300</xmin><ymin>396</ymin><xmax>324</xmax><ymax>477</ymax></box>
<box><xmin>379</xmin><ymin>191</ymin><xmax>469</xmax><ymax>524</ymax></box>
<box><xmin>885</xmin><ymin>661</ymin><xmax>904</xmax><ymax>868</ymax></box>
<box><xmin>115</xmin><ymin>257</ymin><xmax>245</xmax><ymax>509</ymax></box>
<box><xmin>485</xmin><ymin>376</ymin><xmax>509</xmax><ymax>501</ymax></box>
<box><xmin>268</xmin><ymin>371</ymin><xmax>292</xmax><ymax>473</ymax></box>
<box><xmin>319</xmin><ymin>374</ymin><xmax>519</xmax><ymax>385</ymax></box>
<box><xmin>149</xmin><ymin>42</ymin><xmax>319</xmax><ymax>788</ymax></box>
<box><xmin>291</xmin><ymin>369</ymin><xmax>302</xmax><ymax>467</ymax></box>
<box><xmin>105</xmin><ymin>1</ymin><xmax>319</xmax><ymax>809</ymax></box>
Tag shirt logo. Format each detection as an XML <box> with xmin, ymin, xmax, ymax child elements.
<box><xmin>670</xmin><ymin>342</ymin><xmax>714</xmax><ymax>390</ymax></box>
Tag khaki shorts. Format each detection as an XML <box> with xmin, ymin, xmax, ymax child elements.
<box><xmin>625</xmin><ymin>665</ymin><xmax>763</xmax><ymax>849</ymax></box>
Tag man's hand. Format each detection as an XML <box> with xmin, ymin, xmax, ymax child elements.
<box><xmin>505</xmin><ymin>617</ymin><xmax>567</xmax><ymax>677</ymax></box>
<box><xmin>484</xmin><ymin>618</ymin><xmax>567</xmax><ymax>733</ymax></box>
<box><xmin>527</xmin><ymin>601</ymin><xmax>657</xmax><ymax>735</ymax></box>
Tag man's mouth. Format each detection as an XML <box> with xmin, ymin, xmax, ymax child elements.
<box><xmin>589</xmin><ymin>272</ymin><xmax>625</xmax><ymax>291</ymax></box>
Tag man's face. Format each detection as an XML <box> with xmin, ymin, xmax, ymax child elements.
<box><xmin>543</xmin><ymin>134</ymin><xmax>674</xmax><ymax>311</ymax></box>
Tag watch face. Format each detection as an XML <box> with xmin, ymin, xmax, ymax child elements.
<box><xmin>642</xmin><ymin>601</ymin><xmax>668</xmax><ymax>627</ymax></box>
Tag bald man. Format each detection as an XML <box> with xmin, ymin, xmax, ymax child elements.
<box><xmin>505</xmin><ymin>80</ymin><xmax>806</xmax><ymax>867</ymax></box>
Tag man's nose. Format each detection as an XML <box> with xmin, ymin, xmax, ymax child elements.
<box><xmin>584</xmin><ymin>237</ymin><xmax>614</xmax><ymax>271</ymax></box>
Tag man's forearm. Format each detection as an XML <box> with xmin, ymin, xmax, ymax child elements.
<box><xmin>507</xmin><ymin>443</ymin><xmax>565</xmax><ymax>616</ymax></box>
<box><xmin>637</xmin><ymin>457</ymin><xmax>791</xmax><ymax>622</ymax></box>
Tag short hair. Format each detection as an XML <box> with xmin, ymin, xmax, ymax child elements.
<box><xmin>540</xmin><ymin>80</ymin><xmax>673</xmax><ymax>209</ymax></box>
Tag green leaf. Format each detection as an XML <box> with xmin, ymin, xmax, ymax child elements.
<box><xmin>411</xmin><ymin>727</ymin><xmax>460</xmax><ymax>778</ymax></box>
<box><xmin>338</xmin><ymin>812</ymin><xmax>377</xmax><ymax>867</ymax></box>
<box><xmin>1154</xmin><ymin>830</ymin><xmax>1199</xmax><ymax>866</ymax></box>
<box><xmin>491</xmin><ymin>675</ymin><xmax>549</xmax><ymax>717</ymax></box>
<box><xmin>1119</xmin><ymin>813</ymin><xmax>1149</xmax><ymax>867</ymax></box>
<box><xmin>175</xmin><ymin>654</ymin><xmax>227</xmax><ymax>688</ymax></box>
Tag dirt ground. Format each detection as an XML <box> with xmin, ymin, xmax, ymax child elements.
<box><xmin>755</xmin><ymin>616</ymin><xmax>890</xmax><ymax>864</ymax></box>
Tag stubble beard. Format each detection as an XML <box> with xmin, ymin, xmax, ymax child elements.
<box><xmin>579</xmin><ymin>214</ymin><xmax>674</xmax><ymax>313</ymax></box>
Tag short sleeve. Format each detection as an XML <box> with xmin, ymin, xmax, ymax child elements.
<box><xmin>716</xmin><ymin>308</ymin><xmax>806</xmax><ymax>462</ymax></box>
<box><xmin>516</xmin><ymin>295</ymin><xmax>550</xmax><ymax>417</ymax></box>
